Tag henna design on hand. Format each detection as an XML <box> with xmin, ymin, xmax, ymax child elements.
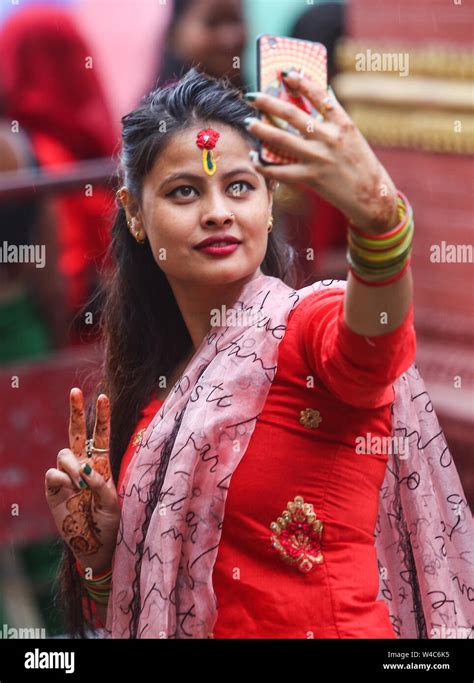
<box><xmin>61</xmin><ymin>454</ymin><xmax>111</xmax><ymax>556</ymax></box>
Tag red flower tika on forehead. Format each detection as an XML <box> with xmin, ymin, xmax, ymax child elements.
<box><xmin>196</xmin><ymin>128</ymin><xmax>220</xmax><ymax>175</ymax></box>
<box><xmin>196</xmin><ymin>128</ymin><xmax>220</xmax><ymax>149</ymax></box>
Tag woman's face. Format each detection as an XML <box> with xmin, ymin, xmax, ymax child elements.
<box><xmin>136</xmin><ymin>123</ymin><xmax>273</xmax><ymax>289</ymax></box>
<box><xmin>171</xmin><ymin>0</ymin><xmax>246</xmax><ymax>79</ymax></box>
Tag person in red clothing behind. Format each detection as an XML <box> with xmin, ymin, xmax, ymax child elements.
<box><xmin>44</xmin><ymin>68</ymin><xmax>473</xmax><ymax>640</ymax></box>
<box><xmin>0</xmin><ymin>6</ymin><xmax>117</xmax><ymax>339</ymax></box>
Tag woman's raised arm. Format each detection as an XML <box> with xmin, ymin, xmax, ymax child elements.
<box><xmin>243</xmin><ymin>70</ymin><xmax>414</xmax><ymax>337</ymax></box>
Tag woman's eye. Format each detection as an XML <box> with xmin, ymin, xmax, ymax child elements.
<box><xmin>168</xmin><ymin>185</ymin><xmax>198</xmax><ymax>199</ymax></box>
<box><xmin>167</xmin><ymin>181</ymin><xmax>254</xmax><ymax>200</ymax></box>
<box><xmin>228</xmin><ymin>181</ymin><xmax>254</xmax><ymax>197</ymax></box>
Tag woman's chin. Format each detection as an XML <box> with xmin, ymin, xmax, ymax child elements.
<box><xmin>182</xmin><ymin>264</ymin><xmax>259</xmax><ymax>288</ymax></box>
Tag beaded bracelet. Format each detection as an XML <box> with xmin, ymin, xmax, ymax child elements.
<box><xmin>346</xmin><ymin>190</ymin><xmax>414</xmax><ymax>286</ymax></box>
<box><xmin>76</xmin><ymin>560</ymin><xmax>113</xmax><ymax>605</ymax></box>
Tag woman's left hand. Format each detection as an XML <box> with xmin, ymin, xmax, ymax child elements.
<box><xmin>245</xmin><ymin>71</ymin><xmax>399</xmax><ymax>234</ymax></box>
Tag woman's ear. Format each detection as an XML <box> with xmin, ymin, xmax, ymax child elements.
<box><xmin>116</xmin><ymin>186</ymin><xmax>131</xmax><ymax>220</ymax></box>
<box><xmin>116</xmin><ymin>186</ymin><xmax>141</xmax><ymax>225</ymax></box>
<box><xmin>267</xmin><ymin>179</ymin><xmax>279</xmax><ymax>214</ymax></box>
<box><xmin>268</xmin><ymin>192</ymin><xmax>274</xmax><ymax>216</ymax></box>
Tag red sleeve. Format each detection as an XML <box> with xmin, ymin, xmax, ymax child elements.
<box><xmin>297</xmin><ymin>288</ymin><xmax>416</xmax><ymax>409</ymax></box>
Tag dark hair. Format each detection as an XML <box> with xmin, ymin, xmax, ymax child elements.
<box><xmin>290</xmin><ymin>2</ymin><xmax>346</xmax><ymax>81</ymax></box>
<box><xmin>57</xmin><ymin>67</ymin><xmax>298</xmax><ymax>637</ymax></box>
<box><xmin>152</xmin><ymin>0</ymin><xmax>193</xmax><ymax>87</ymax></box>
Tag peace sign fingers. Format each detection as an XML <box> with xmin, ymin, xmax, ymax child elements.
<box><xmin>69</xmin><ymin>387</ymin><xmax>87</xmax><ymax>457</ymax></box>
<box><xmin>91</xmin><ymin>394</ymin><xmax>111</xmax><ymax>452</ymax></box>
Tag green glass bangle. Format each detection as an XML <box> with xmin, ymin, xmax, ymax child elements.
<box><xmin>346</xmin><ymin>249</ymin><xmax>412</xmax><ymax>280</ymax></box>
<box><xmin>348</xmin><ymin>248</ymin><xmax>413</xmax><ymax>276</ymax></box>
<box><xmin>81</xmin><ymin>574</ymin><xmax>113</xmax><ymax>586</ymax></box>
<box><xmin>347</xmin><ymin>246</ymin><xmax>412</xmax><ymax>273</ymax></box>
<box><xmin>346</xmin><ymin>260</ymin><xmax>411</xmax><ymax>283</ymax></box>
<box><xmin>85</xmin><ymin>583</ymin><xmax>111</xmax><ymax>593</ymax></box>
<box><xmin>348</xmin><ymin>222</ymin><xmax>414</xmax><ymax>262</ymax></box>
<box><xmin>348</xmin><ymin>239</ymin><xmax>413</xmax><ymax>270</ymax></box>
<box><xmin>349</xmin><ymin>214</ymin><xmax>413</xmax><ymax>251</ymax></box>
<box><xmin>85</xmin><ymin>589</ymin><xmax>110</xmax><ymax>605</ymax></box>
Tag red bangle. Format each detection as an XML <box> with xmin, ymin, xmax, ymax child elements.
<box><xmin>75</xmin><ymin>559</ymin><xmax>113</xmax><ymax>580</ymax></box>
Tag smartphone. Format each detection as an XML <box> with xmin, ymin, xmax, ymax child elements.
<box><xmin>256</xmin><ymin>34</ymin><xmax>328</xmax><ymax>165</ymax></box>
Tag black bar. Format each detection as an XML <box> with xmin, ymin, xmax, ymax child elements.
<box><xmin>0</xmin><ymin>636</ymin><xmax>472</xmax><ymax>681</ymax></box>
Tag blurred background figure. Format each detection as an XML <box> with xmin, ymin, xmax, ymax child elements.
<box><xmin>0</xmin><ymin>4</ymin><xmax>118</xmax><ymax>637</ymax></box>
<box><xmin>0</xmin><ymin>108</ymin><xmax>66</xmax><ymax>363</ymax></box>
<box><xmin>0</xmin><ymin>5</ymin><xmax>118</xmax><ymax>344</ymax></box>
<box><xmin>154</xmin><ymin>0</ymin><xmax>246</xmax><ymax>88</ymax></box>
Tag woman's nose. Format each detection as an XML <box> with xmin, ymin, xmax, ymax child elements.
<box><xmin>201</xmin><ymin>209</ymin><xmax>235</xmax><ymax>229</ymax></box>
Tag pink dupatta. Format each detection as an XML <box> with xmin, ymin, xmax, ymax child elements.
<box><xmin>104</xmin><ymin>274</ymin><xmax>474</xmax><ymax>639</ymax></box>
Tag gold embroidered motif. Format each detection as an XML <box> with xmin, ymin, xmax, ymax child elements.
<box><xmin>270</xmin><ymin>495</ymin><xmax>324</xmax><ymax>573</ymax></box>
<box><xmin>132</xmin><ymin>428</ymin><xmax>146</xmax><ymax>447</ymax></box>
<box><xmin>299</xmin><ymin>408</ymin><xmax>322</xmax><ymax>429</ymax></box>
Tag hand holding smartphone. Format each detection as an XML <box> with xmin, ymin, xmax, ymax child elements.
<box><xmin>256</xmin><ymin>34</ymin><xmax>330</xmax><ymax>165</ymax></box>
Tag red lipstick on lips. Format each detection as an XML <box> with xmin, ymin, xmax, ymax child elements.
<box><xmin>194</xmin><ymin>234</ymin><xmax>242</xmax><ymax>257</ymax></box>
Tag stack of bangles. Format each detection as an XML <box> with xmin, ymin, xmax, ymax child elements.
<box><xmin>75</xmin><ymin>560</ymin><xmax>113</xmax><ymax>605</ymax></box>
<box><xmin>346</xmin><ymin>190</ymin><xmax>414</xmax><ymax>287</ymax></box>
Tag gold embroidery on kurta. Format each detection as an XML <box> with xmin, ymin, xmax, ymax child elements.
<box><xmin>270</xmin><ymin>495</ymin><xmax>324</xmax><ymax>573</ymax></box>
<box><xmin>132</xmin><ymin>428</ymin><xmax>146</xmax><ymax>447</ymax></box>
<box><xmin>299</xmin><ymin>408</ymin><xmax>322</xmax><ymax>429</ymax></box>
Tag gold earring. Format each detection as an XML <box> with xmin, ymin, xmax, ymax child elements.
<box><xmin>127</xmin><ymin>218</ymin><xmax>146</xmax><ymax>244</ymax></box>
<box><xmin>267</xmin><ymin>215</ymin><xmax>274</xmax><ymax>233</ymax></box>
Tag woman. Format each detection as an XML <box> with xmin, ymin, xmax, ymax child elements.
<box><xmin>0</xmin><ymin>116</ymin><xmax>66</xmax><ymax>361</ymax></box>
<box><xmin>155</xmin><ymin>0</ymin><xmax>246</xmax><ymax>88</ymax></box>
<box><xmin>45</xmin><ymin>69</ymin><xmax>473</xmax><ymax>639</ymax></box>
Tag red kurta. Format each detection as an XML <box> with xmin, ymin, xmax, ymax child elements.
<box><xmin>117</xmin><ymin>288</ymin><xmax>416</xmax><ymax>638</ymax></box>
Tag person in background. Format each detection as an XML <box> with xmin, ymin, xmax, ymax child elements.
<box><xmin>0</xmin><ymin>109</ymin><xmax>67</xmax><ymax>363</ymax></box>
<box><xmin>154</xmin><ymin>0</ymin><xmax>246</xmax><ymax>89</ymax></box>
<box><xmin>0</xmin><ymin>6</ymin><xmax>118</xmax><ymax>342</ymax></box>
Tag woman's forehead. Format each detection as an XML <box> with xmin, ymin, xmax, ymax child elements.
<box><xmin>168</xmin><ymin>124</ymin><xmax>248</xmax><ymax>155</ymax></box>
<box><xmin>186</xmin><ymin>0</ymin><xmax>243</xmax><ymax>22</ymax></box>
<box><xmin>148</xmin><ymin>125</ymin><xmax>254</xmax><ymax>182</ymax></box>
